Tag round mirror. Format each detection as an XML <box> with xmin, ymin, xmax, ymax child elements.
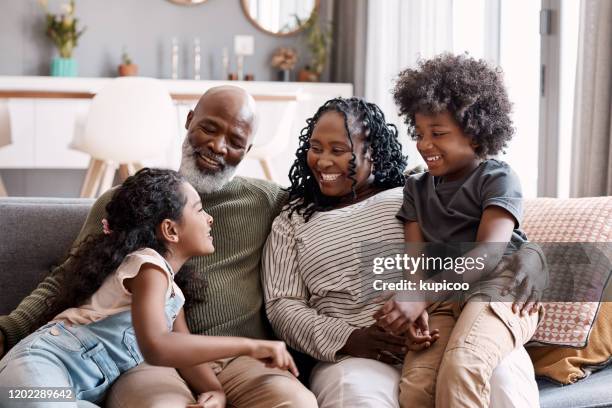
<box><xmin>167</xmin><ymin>0</ymin><xmax>208</xmax><ymax>5</ymax></box>
<box><xmin>241</xmin><ymin>0</ymin><xmax>320</xmax><ymax>36</ymax></box>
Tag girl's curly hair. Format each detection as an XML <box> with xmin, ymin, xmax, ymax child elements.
<box><xmin>285</xmin><ymin>97</ymin><xmax>407</xmax><ymax>222</ymax></box>
<box><xmin>35</xmin><ymin>168</ymin><xmax>206</xmax><ymax>328</ymax></box>
<box><xmin>393</xmin><ymin>53</ymin><xmax>514</xmax><ymax>157</ymax></box>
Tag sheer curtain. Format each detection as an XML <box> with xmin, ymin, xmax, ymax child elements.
<box><xmin>570</xmin><ymin>0</ymin><xmax>612</xmax><ymax>197</ymax></box>
<box><xmin>364</xmin><ymin>0</ymin><xmax>453</xmax><ymax>166</ymax></box>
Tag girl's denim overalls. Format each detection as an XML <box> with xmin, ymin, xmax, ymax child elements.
<box><xmin>0</xmin><ymin>281</ymin><xmax>183</xmax><ymax>408</ymax></box>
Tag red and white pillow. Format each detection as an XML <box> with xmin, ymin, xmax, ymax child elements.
<box><xmin>523</xmin><ymin>197</ymin><xmax>612</xmax><ymax>347</ymax></box>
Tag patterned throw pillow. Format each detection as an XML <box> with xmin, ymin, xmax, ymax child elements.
<box><xmin>527</xmin><ymin>299</ymin><xmax>612</xmax><ymax>384</ymax></box>
<box><xmin>522</xmin><ymin>197</ymin><xmax>612</xmax><ymax>348</ymax></box>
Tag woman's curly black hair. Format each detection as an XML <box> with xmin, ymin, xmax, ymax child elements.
<box><xmin>35</xmin><ymin>168</ymin><xmax>206</xmax><ymax>328</ymax></box>
<box><xmin>393</xmin><ymin>53</ymin><xmax>514</xmax><ymax>157</ymax></box>
<box><xmin>285</xmin><ymin>97</ymin><xmax>407</xmax><ymax>222</ymax></box>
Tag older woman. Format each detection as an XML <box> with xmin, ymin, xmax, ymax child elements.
<box><xmin>262</xmin><ymin>97</ymin><xmax>542</xmax><ymax>408</ymax></box>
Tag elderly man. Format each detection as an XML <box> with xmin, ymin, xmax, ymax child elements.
<box><xmin>0</xmin><ymin>86</ymin><xmax>317</xmax><ymax>407</ymax></box>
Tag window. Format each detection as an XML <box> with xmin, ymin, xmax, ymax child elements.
<box><xmin>453</xmin><ymin>0</ymin><xmax>580</xmax><ymax>198</ymax></box>
<box><xmin>453</xmin><ymin>0</ymin><xmax>541</xmax><ymax>197</ymax></box>
<box><xmin>556</xmin><ymin>0</ymin><xmax>581</xmax><ymax>198</ymax></box>
<box><xmin>366</xmin><ymin>0</ymin><xmax>580</xmax><ymax>198</ymax></box>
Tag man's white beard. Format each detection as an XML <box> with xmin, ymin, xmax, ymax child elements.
<box><xmin>179</xmin><ymin>139</ymin><xmax>237</xmax><ymax>194</ymax></box>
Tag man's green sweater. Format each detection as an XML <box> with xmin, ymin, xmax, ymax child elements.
<box><xmin>0</xmin><ymin>177</ymin><xmax>288</xmax><ymax>350</ymax></box>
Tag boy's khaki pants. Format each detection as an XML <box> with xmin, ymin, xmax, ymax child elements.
<box><xmin>399</xmin><ymin>298</ymin><xmax>540</xmax><ymax>408</ymax></box>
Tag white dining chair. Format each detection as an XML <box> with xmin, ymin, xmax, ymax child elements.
<box><xmin>70</xmin><ymin>77</ymin><xmax>177</xmax><ymax>198</ymax></box>
<box><xmin>0</xmin><ymin>100</ymin><xmax>11</xmax><ymax>196</ymax></box>
<box><xmin>247</xmin><ymin>98</ymin><xmax>298</xmax><ymax>181</ymax></box>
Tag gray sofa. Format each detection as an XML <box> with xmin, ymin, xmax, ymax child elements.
<box><xmin>1</xmin><ymin>197</ymin><xmax>611</xmax><ymax>408</ymax></box>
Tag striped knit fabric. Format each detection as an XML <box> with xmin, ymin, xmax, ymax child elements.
<box><xmin>263</xmin><ymin>188</ymin><xmax>405</xmax><ymax>362</ymax></box>
<box><xmin>0</xmin><ymin>177</ymin><xmax>287</xmax><ymax>349</ymax></box>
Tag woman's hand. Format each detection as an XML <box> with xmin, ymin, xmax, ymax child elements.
<box><xmin>187</xmin><ymin>390</ymin><xmax>226</xmax><ymax>408</ymax></box>
<box><xmin>340</xmin><ymin>324</ymin><xmax>408</xmax><ymax>364</ymax></box>
<box><xmin>249</xmin><ymin>340</ymin><xmax>299</xmax><ymax>377</ymax></box>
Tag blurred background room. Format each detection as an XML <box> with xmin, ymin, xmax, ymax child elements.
<box><xmin>0</xmin><ymin>0</ymin><xmax>609</xmax><ymax>199</ymax></box>
<box><xmin>1</xmin><ymin>3</ymin><xmax>611</xmax><ymax>406</ymax></box>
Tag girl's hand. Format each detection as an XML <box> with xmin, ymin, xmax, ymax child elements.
<box><xmin>187</xmin><ymin>390</ymin><xmax>226</xmax><ymax>408</ymax></box>
<box><xmin>250</xmin><ymin>340</ymin><xmax>299</xmax><ymax>377</ymax></box>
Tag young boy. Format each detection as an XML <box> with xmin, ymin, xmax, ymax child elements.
<box><xmin>378</xmin><ymin>54</ymin><xmax>542</xmax><ymax>408</ymax></box>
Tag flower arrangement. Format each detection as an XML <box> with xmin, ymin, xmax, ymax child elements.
<box><xmin>39</xmin><ymin>0</ymin><xmax>86</xmax><ymax>58</ymax></box>
<box><xmin>271</xmin><ymin>47</ymin><xmax>298</xmax><ymax>71</ymax></box>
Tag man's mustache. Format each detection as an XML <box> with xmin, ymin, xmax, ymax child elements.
<box><xmin>189</xmin><ymin>144</ymin><xmax>226</xmax><ymax>166</ymax></box>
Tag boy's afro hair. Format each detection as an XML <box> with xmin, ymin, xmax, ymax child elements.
<box><xmin>393</xmin><ymin>53</ymin><xmax>514</xmax><ymax>157</ymax></box>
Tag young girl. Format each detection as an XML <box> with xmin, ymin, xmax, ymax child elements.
<box><xmin>374</xmin><ymin>54</ymin><xmax>543</xmax><ymax>408</ymax></box>
<box><xmin>0</xmin><ymin>168</ymin><xmax>297</xmax><ymax>408</ymax></box>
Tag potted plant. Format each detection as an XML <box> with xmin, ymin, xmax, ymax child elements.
<box><xmin>39</xmin><ymin>0</ymin><xmax>86</xmax><ymax>77</ymax></box>
<box><xmin>118</xmin><ymin>49</ymin><xmax>138</xmax><ymax>77</ymax></box>
<box><xmin>298</xmin><ymin>10</ymin><xmax>332</xmax><ymax>82</ymax></box>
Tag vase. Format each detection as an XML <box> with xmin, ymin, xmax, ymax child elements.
<box><xmin>50</xmin><ymin>57</ymin><xmax>78</xmax><ymax>77</ymax></box>
<box><xmin>278</xmin><ymin>69</ymin><xmax>291</xmax><ymax>82</ymax></box>
<box><xmin>118</xmin><ymin>64</ymin><xmax>139</xmax><ymax>77</ymax></box>
<box><xmin>298</xmin><ymin>69</ymin><xmax>319</xmax><ymax>82</ymax></box>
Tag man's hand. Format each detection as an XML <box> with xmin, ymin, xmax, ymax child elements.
<box><xmin>496</xmin><ymin>245</ymin><xmax>548</xmax><ymax>316</ymax></box>
<box><xmin>187</xmin><ymin>390</ymin><xmax>226</xmax><ymax>408</ymax></box>
<box><xmin>0</xmin><ymin>330</ymin><xmax>5</xmax><ymax>358</ymax></box>
<box><xmin>340</xmin><ymin>324</ymin><xmax>408</xmax><ymax>364</ymax></box>
<box><xmin>373</xmin><ymin>294</ymin><xmax>428</xmax><ymax>335</ymax></box>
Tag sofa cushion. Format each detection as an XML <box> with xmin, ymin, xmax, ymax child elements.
<box><xmin>539</xmin><ymin>365</ymin><xmax>612</xmax><ymax>408</ymax></box>
<box><xmin>0</xmin><ymin>197</ymin><xmax>93</xmax><ymax>315</ymax></box>
<box><xmin>523</xmin><ymin>197</ymin><xmax>612</xmax><ymax>347</ymax></box>
<box><xmin>523</xmin><ymin>197</ymin><xmax>612</xmax><ymax>386</ymax></box>
<box><xmin>523</xmin><ymin>197</ymin><xmax>612</xmax><ymax>242</ymax></box>
<box><xmin>529</xmin><ymin>301</ymin><xmax>612</xmax><ymax>384</ymax></box>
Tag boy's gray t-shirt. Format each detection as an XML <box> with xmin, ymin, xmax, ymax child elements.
<box><xmin>396</xmin><ymin>159</ymin><xmax>527</xmax><ymax>250</ymax></box>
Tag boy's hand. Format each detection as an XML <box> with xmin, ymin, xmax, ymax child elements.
<box><xmin>405</xmin><ymin>311</ymin><xmax>440</xmax><ymax>351</ymax></box>
<box><xmin>187</xmin><ymin>390</ymin><xmax>226</xmax><ymax>408</ymax></box>
<box><xmin>250</xmin><ymin>340</ymin><xmax>299</xmax><ymax>377</ymax></box>
<box><xmin>373</xmin><ymin>293</ymin><xmax>428</xmax><ymax>335</ymax></box>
